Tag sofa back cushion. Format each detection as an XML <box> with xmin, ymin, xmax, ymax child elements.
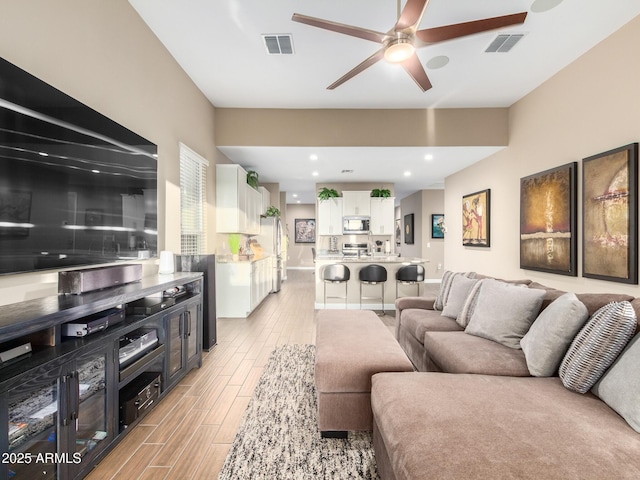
<box><xmin>520</xmin><ymin>292</ymin><xmax>589</xmax><ymax>377</ymax></box>
<box><xmin>592</xmin><ymin>333</ymin><xmax>640</xmax><ymax>432</ymax></box>
<box><xmin>464</xmin><ymin>279</ymin><xmax>546</xmax><ymax>349</ymax></box>
<box><xmin>559</xmin><ymin>301</ymin><xmax>636</xmax><ymax>393</ymax></box>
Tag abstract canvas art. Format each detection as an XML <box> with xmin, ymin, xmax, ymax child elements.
<box><xmin>520</xmin><ymin>163</ymin><xmax>577</xmax><ymax>276</ymax></box>
<box><xmin>582</xmin><ymin>143</ymin><xmax>638</xmax><ymax>284</ymax></box>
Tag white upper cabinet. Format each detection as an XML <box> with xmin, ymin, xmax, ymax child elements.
<box><xmin>342</xmin><ymin>191</ymin><xmax>371</xmax><ymax>216</ymax></box>
<box><xmin>217</xmin><ymin>164</ymin><xmax>262</xmax><ymax>234</ymax></box>
<box><xmin>317</xmin><ymin>197</ymin><xmax>343</xmax><ymax>235</ymax></box>
<box><xmin>370</xmin><ymin>197</ymin><xmax>395</xmax><ymax>235</ymax></box>
<box><xmin>259</xmin><ymin>186</ymin><xmax>271</xmax><ymax>216</ymax></box>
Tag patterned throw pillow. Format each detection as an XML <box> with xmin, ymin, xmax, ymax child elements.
<box><xmin>559</xmin><ymin>301</ymin><xmax>636</xmax><ymax>394</ymax></box>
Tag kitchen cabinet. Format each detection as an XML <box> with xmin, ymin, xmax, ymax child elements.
<box><xmin>216</xmin><ymin>258</ymin><xmax>271</xmax><ymax>318</ymax></box>
<box><xmin>0</xmin><ymin>272</ymin><xmax>203</xmax><ymax>480</ymax></box>
<box><xmin>259</xmin><ymin>186</ymin><xmax>271</xmax><ymax>215</ymax></box>
<box><xmin>342</xmin><ymin>191</ymin><xmax>371</xmax><ymax>217</ymax></box>
<box><xmin>317</xmin><ymin>197</ymin><xmax>343</xmax><ymax>235</ymax></box>
<box><xmin>370</xmin><ymin>197</ymin><xmax>395</xmax><ymax>235</ymax></box>
<box><xmin>246</xmin><ymin>187</ymin><xmax>262</xmax><ymax>234</ymax></box>
<box><xmin>216</xmin><ymin>164</ymin><xmax>248</xmax><ymax>233</ymax></box>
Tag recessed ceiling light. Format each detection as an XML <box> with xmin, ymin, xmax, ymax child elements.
<box><xmin>312</xmin><ymin>171</ymin><xmax>319</xmax><ymax>176</ymax></box>
<box><xmin>531</xmin><ymin>0</ymin><xmax>563</xmax><ymax>13</ymax></box>
<box><xmin>424</xmin><ymin>154</ymin><xmax>434</xmax><ymax>161</ymax></box>
<box><xmin>310</xmin><ymin>154</ymin><xmax>318</xmax><ymax>161</ymax></box>
<box><xmin>404</xmin><ymin>171</ymin><xmax>411</xmax><ymax>177</ymax></box>
<box><xmin>297</xmin><ymin>200</ymin><xmax>301</xmax><ymax>204</ymax></box>
<box><xmin>292</xmin><ymin>193</ymin><xmax>298</xmax><ymax>198</ymax></box>
<box><xmin>426</xmin><ymin>55</ymin><xmax>449</xmax><ymax>70</ymax></box>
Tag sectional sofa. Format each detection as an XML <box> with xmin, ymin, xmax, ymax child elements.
<box><xmin>371</xmin><ymin>272</ymin><xmax>640</xmax><ymax>479</ymax></box>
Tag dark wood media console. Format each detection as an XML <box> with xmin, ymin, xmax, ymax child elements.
<box><xmin>0</xmin><ymin>272</ymin><xmax>203</xmax><ymax>480</ymax></box>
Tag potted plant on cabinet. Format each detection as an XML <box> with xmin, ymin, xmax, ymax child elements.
<box><xmin>370</xmin><ymin>188</ymin><xmax>391</xmax><ymax>198</ymax></box>
<box><xmin>246</xmin><ymin>170</ymin><xmax>260</xmax><ymax>190</ymax></box>
<box><xmin>265</xmin><ymin>206</ymin><xmax>280</xmax><ymax>217</ymax></box>
<box><xmin>318</xmin><ymin>187</ymin><xmax>340</xmax><ymax>201</ymax></box>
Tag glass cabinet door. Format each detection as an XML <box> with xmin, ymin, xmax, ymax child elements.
<box><xmin>185</xmin><ymin>303</ymin><xmax>199</xmax><ymax>363</ymax></box>
<box><xmin>72</xmin><ymin>348</ymin><xmax>109</xmax><ymax>474</ymax></box>
<box><xmin>7</xmin><ymin>367</ymin><xmax>67</xmax><ymax>479</ymax></box>
<box><xmin>167</xmin><ymin>310</ymin><xmax>183</xmax><ymax>379</ymax></box>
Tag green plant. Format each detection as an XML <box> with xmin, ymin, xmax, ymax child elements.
<box><xmin>246</xmin><ymin>170</ymin><xmax>259</xmax><ymax>190</ymax></box>
<box><xmin>318</xmin><ymin>187</ymin><xmax>339</xmax><ymax>201</ymax></box>
<box><xmin>371</xmin><ymin>188</ymin><xmax>391</xmax><ymax>198</ymax></box>
<box><xmin>265</xmin><ymin>206</ymin><xmax>280</xmax><ymax>217</ymax></box>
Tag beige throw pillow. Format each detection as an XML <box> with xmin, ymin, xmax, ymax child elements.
<box><xmin>520</xmin><ymin>293</ymin><xmax>589</xmax><ymax>377</ymax></box>
<box><xmin>464</xmin><ymin>279</ymin><xmax>545</xmax><ymax>349</ymax></box>
<box><xmin>441</xmin><ymin>275</ymin><xmax>478</xmax><ymax>320</ymax></box>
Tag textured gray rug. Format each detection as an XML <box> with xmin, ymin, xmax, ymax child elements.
<box><xmin>218</xmin><ymin>344</ymin><xmax>379</xmax><ymax>479</ymax></box>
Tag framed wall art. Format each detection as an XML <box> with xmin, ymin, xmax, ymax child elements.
<box><xmin>462</xmin><ymin>189</ymin><xmax>490</xmax><ymax>247</ymax></box>
<box><xmin>582</xmin><ymin>143</ymin><xmax>638</xmax><ymax>284</ymax></box>
<box><xmin>432</xmin><ymin>214</ymin><xmax>445</xmax><ymax>238</ymax></box>
<box><xmin>404</xmin><ymin>213</ymin><xmax>414</xmax><ymax>244</ymax></box>
<box><xmin>294</xmin><ymin>218</ymin><xmax>316</xmax><ymax>243</ymax></box>
<box><xmin>520</xmin><ymin>163</ymin><xmax>577</xmax><ymax>276</ymax></box>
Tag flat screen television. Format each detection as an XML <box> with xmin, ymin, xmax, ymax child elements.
<box><xmin>0</xmin><ymin>57</ymin><xmax>157</xmax><ymax>275</ymax></box>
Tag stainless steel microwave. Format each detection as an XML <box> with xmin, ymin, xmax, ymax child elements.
<box><xmin>343</xmin><ymin>216</ymin><xmax>370</xmax><ymax>234</ymax></box>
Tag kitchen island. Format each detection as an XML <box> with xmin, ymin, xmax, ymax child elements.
<box><xmin>315</xmin><ymin>255</ymin><xmax>428</xmax><ymax>310</ymax></box>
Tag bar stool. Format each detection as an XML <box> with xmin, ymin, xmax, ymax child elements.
<box><xmin>322</xmin><ymin>264</ymin><xmax>350</xmax><ymax>308</ymax></box>
<box><xmin>396</xmin><ymin>264</ymin><xmax>425</xmax><ymax>298</ymax></box>
<box><xmin>359</xmin><ymin>264</ymin><xmax>387</xmax><ymax>314</ymax></box>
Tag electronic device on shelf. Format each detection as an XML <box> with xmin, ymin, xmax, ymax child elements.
<box><xmin>125</xmin><ymin>296</ymin><xmax>175</xmax><ymax>315</ymax></box>
<box><xmin>163</xmin><ymin>285</ymin><xmax>186</xmax><ymax>299</ymax></box>
<box><xmin>119</xmin><ymin>372</ymin><xmax>162</xmax><ymax>428</ymax></box>
<box><xmin>118</xmin><ymin>329</ymin><xmax>159</xmax><ymax>368</ymax></box>
<box><xmin>0</xmin><ymin>341</ymin><xmax>32</xmax><ymax>364</ymax></box>
<box><xmin>62</xmin><ymin>307</ymin><xmax>125</xmax><ymax>337</ymax></box>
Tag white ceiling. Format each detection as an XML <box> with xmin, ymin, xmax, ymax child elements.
<box><xmin>129</xmin><ymin>0</ymin><xmax>640</xmax><ymax>204</ymax></box>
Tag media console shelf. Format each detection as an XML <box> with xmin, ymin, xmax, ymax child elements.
<box><xmin>0</xmin><ymin>272</ymin><xmax>203</xmax><ymax>480</ymax></box>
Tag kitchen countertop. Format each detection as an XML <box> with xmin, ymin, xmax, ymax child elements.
<box><xmin>217</xmin><ymin>254</ymin><xmax>272</xmax><ymax>264</ymax></box>
<box><xmin>316</xmin><ymin>255</ymin><xmax>427</xmax><ymax>263</ymax></box>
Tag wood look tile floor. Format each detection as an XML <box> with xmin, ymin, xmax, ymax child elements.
<box><xmin>86</xmin><ymin>269</ymin><xmax>426</xmax><ymax>480</ymax></box>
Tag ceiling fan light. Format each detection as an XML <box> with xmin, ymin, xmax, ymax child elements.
<box><xmin>384</xmin><ymin>39</ymin><xmax>415</xmax><ymax>63</ymax></box>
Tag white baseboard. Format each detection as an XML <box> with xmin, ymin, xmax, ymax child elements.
<box><xmin>287</xmin><ymin>266</ymin><xmax>314</xmax><ymax>271</ymax></box>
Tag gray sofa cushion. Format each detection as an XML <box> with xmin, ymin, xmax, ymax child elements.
<box><xmin>520</xmin><ymin>292</ymin><xmax>589</xmax><ymax>376</ymax></box>
<box><xmin>423</xmin><ymin>331</ymin><xmax>530</xmax><ymax>376</ymax></box>
<box><xmin>434</xmin><ymin>270</ymin><xmax>476</xmax><ymax>311</ymax></box>
<box><xmin>559</xmin><ymin>301</ymin><xmax>636</xmax><ymax>393</ymax></box>
<box><xmin>401</xmin><ymin>309</ymin><xmax>462</xmax><ymax>346</ymax></box>
<box><xmin>592</xmin><ymin>334</ymin><xmax>640</xmax><ymax>432</ymax></box>
<box><xmin>464</xmin><ymin>279</ymin><xmax>546</xmax><ymax>349</ymax></box>
<box><xmin>457</xmin><ymin>278</ymin><xmax>485</xmax><ymax>328</ymax></box>
<box><xmin>441</xmin><ymin>275</ymin><xmax>478</xmax><ymax>320</ymax></box>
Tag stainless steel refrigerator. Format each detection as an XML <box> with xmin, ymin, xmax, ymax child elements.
<box><xmin>258</xmin><ymin>216</ymin><xmax>283</xmax><ymax>292</ymax></box>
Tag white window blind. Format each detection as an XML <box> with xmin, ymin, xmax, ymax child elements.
<box><xmin>180</xmin><ymin>144</ymin><xmax>208</xmax><ymax>255</ymax></box>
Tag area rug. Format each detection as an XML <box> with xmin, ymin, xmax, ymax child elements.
<box><xmin>218</xmin><ymin>344</ymin><xmax>379</xmax><ymax>479</ymax></box>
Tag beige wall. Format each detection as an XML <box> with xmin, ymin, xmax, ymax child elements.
<box><xmin>0</xmin><ymin>0</ymin><xmax>221</xmax><ymax>304</ymax></box>
<box><xmin>396</xmin><ymin>190</ymin><xmax>444</xmax><ymax>279</ymax></box>
<box><xmin>216</xmin><ymin>108</ymin><xmax>508</xmax><ymax>147</ymax></box>
<box><xmin>445</xmin><ymin>15</ymin><xmax>640</xmax><ymax>295</ymax></box>
<box><xmin>286</xmin><ymin>204</ymin><xmax>316</xmax><ymax>268</ymax></box>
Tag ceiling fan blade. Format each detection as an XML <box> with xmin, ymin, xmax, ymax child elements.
<box><xmin>292</xmin><ymin>13</ymin><xmax>387</xmax><ymax>43</ymax></box>
<box><xmin>401</xmin><ymin>53</ymin><xmax>433</xmax><ymax>92</ymax></box>
<box><xmin>395</xmin><ymin>0</ymin><xmax>429</xmax><ymax>32</ymax></box>
<box><xmin>416</xmin><ymin>12</ymin><xmax>527</xmax><ymax>44</ymax></box>
<box><xmin>327</xmin><ymin>49</ymin><xmax>385</xmax><ymax>90</ymax></box>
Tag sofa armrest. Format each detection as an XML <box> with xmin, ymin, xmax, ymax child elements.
<box><xmin>395</xmin><ymin>295</ymin><xmax>436</xmax><ymax>311</ymax></box>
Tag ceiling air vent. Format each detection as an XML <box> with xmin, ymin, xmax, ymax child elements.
<box><xmin>485</xmin><ymin>33</ymin><xmax>524</xmax><ymax>53</ymax></box>
<box><xmin>262</xmin><ymin>34</ymin><xmax>294</xmax><ymax>55</ymax></box>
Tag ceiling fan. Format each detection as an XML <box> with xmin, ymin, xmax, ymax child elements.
<box><xmin>292</xmin><ymin>0</ymin><xmax>527</xmax><ymax>92</ymax></box>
